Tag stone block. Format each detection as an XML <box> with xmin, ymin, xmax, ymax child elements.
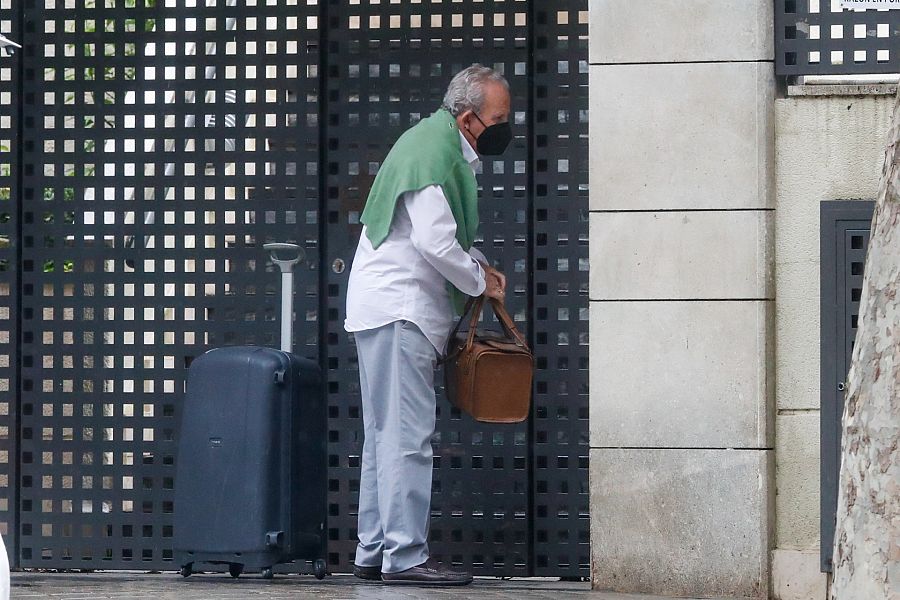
<box><xmin>775</xmin><ymin>260</ymin><xmax>821</xmax><ymax>410</ymax></box>
<box><xmin>590</xmin><ymin>211</ymin><xmax>774</xmax><ymax>300</ymax></box>
<box><xmin>775</xmin><ymin>96</ymin><xmax>890</xmax><ymax>223</ymax></box>
<box><xmin>775</xmin><ymin>413</ymin><xmax>821</xmax><ymax>549</ymax></box>
<box><xmin>590</xmin><ymin>301</ymin><xmax>772</xmax><ymax>449</ymax></box>
<box><xmin>590</xmin><ymin>448</ymin><xmax>772</xmax><ymax>599</ymax></box>
<box><xmin>771</xmin><ymin>549</ymin><xmax>827</xmax><ymax>600</ymax></box>
<box><xmin>590</xmin><ymin>62</ymin><xmax>774</xmax><ymax>211</ymax></box>
<box><xmin>589</xmin><ymin>0</ymin><xmax>773</xmax><ymax>64</ymax></box>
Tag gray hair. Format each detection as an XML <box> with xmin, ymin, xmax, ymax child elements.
<box><xmin>441</xmin><ymin>64</ymin><xmax>509</xmax><ymax>117</ymax></box>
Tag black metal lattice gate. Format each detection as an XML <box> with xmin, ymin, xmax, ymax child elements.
<box><xmin>0</xmin><ymin>0</ymin><xmax>589</xmax><ymax>578</ymax></box>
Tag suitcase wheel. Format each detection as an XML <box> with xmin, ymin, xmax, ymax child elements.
<box><xmin>314</xmin><ymin>558</ymin><xmax>327</xmax><ymax>580</ymax></box>
<box><xmin>261</xmin><ymin>566</ymin><xmax>274</xmax><ymax>580</ymax></box>
<box><xmin>228</xmin><ymin>563</ymin><xmax>243</xmax><ymax>579</ymax></box>
<box><xmin>179</xmin><ymin>563</ymin><xmax>193</xmax><ymax>578</ymax></box>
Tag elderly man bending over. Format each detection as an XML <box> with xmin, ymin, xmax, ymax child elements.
<box><xmin>344</xmin><ymin>64</ymin><xmax>512</xmax><ymax>586</ymax></box>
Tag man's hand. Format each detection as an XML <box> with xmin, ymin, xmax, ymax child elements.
<box><xmin>480</xmin><ymin>262</ymin><xmax>507</xmax><ymax>302</ymax></box>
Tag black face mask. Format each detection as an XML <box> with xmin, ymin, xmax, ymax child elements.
<box><xmin>471</xmin><ymin>112</ymin><xmax>512</xmax><ymax>156</ymax></box>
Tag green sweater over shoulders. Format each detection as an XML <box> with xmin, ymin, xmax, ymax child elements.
<box><xmin>360</xmin><ymin>108</ymin><xmax>481</xmax><ymax>314</ymax></box>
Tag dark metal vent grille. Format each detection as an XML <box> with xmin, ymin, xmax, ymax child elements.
<box><xmin>819</xmin><ymin>200</ymin><xmax>874</xmax><ymax>573</ymax></box>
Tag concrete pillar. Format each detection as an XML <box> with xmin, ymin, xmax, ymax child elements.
<box><xmin>588</xmin><ymin>2</ymin><xmax>775</xmax><ymax>598</ymax></box>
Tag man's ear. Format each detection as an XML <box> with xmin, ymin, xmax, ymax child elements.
<box><xmin>457</xmin><ymin>110</ymin><xmax>474</xmax><ymax>132</ymax></box>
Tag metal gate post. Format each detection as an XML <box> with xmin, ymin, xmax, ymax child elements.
<box><xmin>0</xmin><ymin>8</ymin><xmax>23</xmax><ymax>569</ymax></box>
<box><xmin>529</xmin><ymin>2</ymin><xmax>591</xmax><ymax>578</ymax></box>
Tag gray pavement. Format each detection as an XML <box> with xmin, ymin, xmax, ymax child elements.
<box><xmin>9</xmin><ymin>571</ymin><xmax>737</xmax><ymax>600</ymax></box>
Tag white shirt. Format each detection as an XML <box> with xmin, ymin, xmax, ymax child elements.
<box><xmin>344</xmin><ymin>132</ymin><xmax>487</xmax><ymax>354</ymax></box>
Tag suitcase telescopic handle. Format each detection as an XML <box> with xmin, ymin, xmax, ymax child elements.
<box><xmin>264</xmin><ymin>243</ymin><xmax>305</xmax><ymax>272</ymax></box>
<box><xmin>263</xmin><ymin>243</ymin><xmax>304</xmax><ymax>353</ymax></box>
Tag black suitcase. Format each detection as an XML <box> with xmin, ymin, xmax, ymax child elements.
<box><xmin>174</xmin><ymin>244</ymin><xmax>327</xmax><ymax>580</ymax></box>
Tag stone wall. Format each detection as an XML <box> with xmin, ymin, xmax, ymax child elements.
<box><xmin>771</xmin><ymin>89</ymin><xmax>895</xmax><ymax>600</ymax></box>
<box><xmin>587</xmin><ymin>5</ymin><xmax>896</xmax><ymax>599</ymax></box>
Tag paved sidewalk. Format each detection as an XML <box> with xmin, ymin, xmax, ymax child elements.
<box><xmin>10</xmin><ymin>571</ymin><xmax>737</xmax><ymax>600</ymax></box>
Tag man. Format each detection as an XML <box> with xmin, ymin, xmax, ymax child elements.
<box><xmin>344</xmin><ymin>64</ymin><xmax>512</xmax><ymax>586</ymax></box>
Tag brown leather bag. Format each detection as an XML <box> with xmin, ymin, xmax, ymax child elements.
<box><xmin>443</xmin><ymin>296</ymin><xmax>534</xmax><ymax>423</ymax></box>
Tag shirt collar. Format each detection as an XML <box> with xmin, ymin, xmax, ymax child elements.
<box><xmin>458</xmin><ymin>131</ymin><xmax>479</xmax><ymax>167</ymax></box>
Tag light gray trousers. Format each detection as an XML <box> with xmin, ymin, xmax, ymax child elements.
<box><xmin>353</xmin><ymin>320</ymin><xmax>438</xmax><ymax>574</ymax></box>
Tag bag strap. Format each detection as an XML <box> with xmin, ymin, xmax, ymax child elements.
<box><xmin>488</xmin><ymin>298</ymin><xmax>529</xmax><ymax>349</ymax></box>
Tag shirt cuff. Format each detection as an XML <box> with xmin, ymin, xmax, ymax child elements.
<box><xmin>468</xmin><ymin>246</ymin><xmax>487</xmax><ymax>265</ymax></box>
<box><xmin>473</xmin><ymin>262</ymin><xmax>487</xmax><ymax>296</ymax></box>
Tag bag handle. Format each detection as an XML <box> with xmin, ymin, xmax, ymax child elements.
<box><xmin>487</xmin><ymin>298</ymin><xmax>528</xmax><ymax>349</ymax></box>
<box><xmin>446</xmin><ymin>296</ymin><xmax>480</xmax><ymax>350</ymax></box>
<box><xmin>440</xmin><ymin>296</ymin><xmax>481</xmax><ymax>364</ymax></box>
<box><xmin>464</xmin><ymin>296</ymin><xmax>487</xmax><ymax>349</ymax></box>
<box><xmin>442</xmin><ymin>295</ymin><xmax>529</xmax><ymax>364</ymax></box>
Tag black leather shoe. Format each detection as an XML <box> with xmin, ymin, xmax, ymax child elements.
<box><xmin>382</xmin><ymin>559</ymin><xmax>473</xmax><ymax>586</ymax></box>
<box><xmin>352</xmin><ymin>564</ymin><xmax>382</xmax><ymax>581</ymax></box>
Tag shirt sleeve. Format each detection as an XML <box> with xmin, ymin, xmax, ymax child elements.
<box><xmin>405</xmin><ymin>185</ymin><xmax>487</xmax><ymax>297</ymax></box>
<box><xmin>468</xmin><ymin>246</ymin><xmax>487</xmax><ymax>265</ymax></box>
